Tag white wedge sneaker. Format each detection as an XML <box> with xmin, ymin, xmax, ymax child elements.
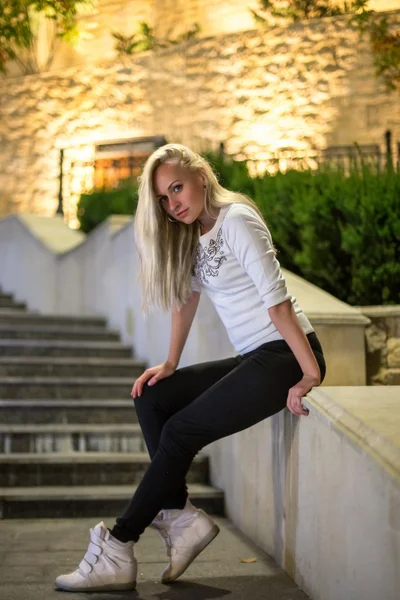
<box><xmin>55</xmin><ymin>521</ymin><xmax>137</xmax><ymax>592</ymax></box>
<box><xmin>151</xmin><ymin>499</ymin><xmax>220</xmax><ymax>583</ymax></box>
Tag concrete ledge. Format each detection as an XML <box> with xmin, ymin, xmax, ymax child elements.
<box><xmin>206</xmin><ymin>385</ymin><xmax>400</xmax><ymax>600</ymax></box>
<box><xmin>18</xmin><ymin>213</ymin><xmax>85</xmax><ymax>254</ymax></box>
<box><xmin>305</xmin><ymin>386</ymin><xmax>400</xmax><ymax>483</ymax></box>
<box><xmin>355</xmin><ymin>305</ymin><xmax>400</xmax><ymax>318</ymax></box>
<box><xmin>307</xmin><ymin>313</ymin><xmax>370</xmax><ymax>326</ymax></box>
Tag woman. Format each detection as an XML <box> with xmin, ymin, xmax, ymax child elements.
<box><xmin>55</xmin><ymin>143</ymin><xmax>326</xmax><ymax>592</ymax></box>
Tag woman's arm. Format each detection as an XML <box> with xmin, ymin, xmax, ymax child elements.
<box><xmin>222</xmin><ymin>207</ymin><xmax>320</xmax><ymax>415</ymax></box>
<box><xmin>268</xmin><ymin>299</ymin><xmax>320</xmax><ymax>381</ymax></box>
<box><xmin>268</xmin><ymin>299</ymin><xmax>321</xmax><ymax>416</ymax></box>
<box><xmin>167</xmin><ymin>290</ymin><xmax>201</xmax><ymax>369</ymax></box>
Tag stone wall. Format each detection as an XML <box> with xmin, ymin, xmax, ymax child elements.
<box><xmin>49</xmin><ymin>0</ymin><xmax>400</xmax><ymax>73</ymax></box>
<box><xmin>152</xmin><ymin>0</ymin><xmax>257</xmax><ymax>38</ymax></box>
<box><xmin>363</xmin><ymin>306</ymin><xmax>400</xmax><ymax>385</ymax></box>
<box><xmin>3</xmin><ymin>0</ymin><xmax>258</xmax><ymax>75</ymax></box>
<box><xmin>1</xmin><ymin>10</ymin><xmax>399</xmax><ymax>227</ymax></box>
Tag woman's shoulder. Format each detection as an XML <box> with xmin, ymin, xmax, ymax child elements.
<box><xmin>221</xmin><ymin>202</ymin><xmax>273</xmax><ymax>247</ymax></box>
<box><xmin>222</xmin><ymin>202</ymin><xmax>263</xmax><ymax>227</ymax></box>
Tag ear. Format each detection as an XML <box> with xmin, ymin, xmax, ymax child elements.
<box><xmin>198</xmin><ymin>168</ymin><xmax>207</xmax><ymax>186</ymax></box>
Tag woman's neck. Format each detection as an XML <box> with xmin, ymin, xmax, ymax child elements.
<box><xmin>198</xmin><ymin>207</ymin><xmax>221</xmax><ymax>235</ymax></box>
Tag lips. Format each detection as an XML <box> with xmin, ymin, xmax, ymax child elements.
<box><xmin>177</xmin><ymin>208</ymin><xmax>188</xmax><ymax>217</ymax></box>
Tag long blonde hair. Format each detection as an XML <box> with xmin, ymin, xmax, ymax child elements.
<box><xmin>134</xmin><ymin>143</ymin><xmax>271</xmax><ymax>316</ymax></box>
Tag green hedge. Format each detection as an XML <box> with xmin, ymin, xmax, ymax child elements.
<box><xmin>77</xmin><ymin>155</ymin><xmax>400</xmax><ymax>305</ymax></box>
<box><xmin>206</xmin><ymin>152</ymin><xmax>400</xmax><ymax>305</ymax></box>
<box><xmin>77</xmin><ymin>179</ymin><xmax>138</xmax><ymax>234</ymax></box>
<box><xmin>257</xmin><ymin>165</ymin><xmax>399</xmax><ymax>305</ymax></box>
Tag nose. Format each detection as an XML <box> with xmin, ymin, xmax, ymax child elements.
<box><xmin>168</xmin><ymin>197</ymin><xmax>181</xmax><ymax>213</ymax></box>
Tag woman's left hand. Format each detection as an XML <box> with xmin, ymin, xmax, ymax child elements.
<box><xmin>286</xmin><ymin>374</ymin><xmax>320</xmax><ymax>417</ymax></box>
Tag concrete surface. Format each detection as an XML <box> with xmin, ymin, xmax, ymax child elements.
<box><xmin>18</xmin><ymin>214</ymin><xmax>85</xmax><ymax>254</ymax></box>
<box><xmin>207</xmin><ymin>387</ymin><xmax>400</xmax><ymax>600</ymax></box>
<box><xmin>308</xmin><ymin>386</ymin><xmax>400</xmax><ymax>480</ymax></box>
<box><xmin>0</xmin><ymin>516</ymin><xmax>309</xmax><ymax>600</ymax></box>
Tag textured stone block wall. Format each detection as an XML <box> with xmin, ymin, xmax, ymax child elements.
<box><xmin>41</xmin><ymin>0</ymin><xmax>256</xmax><ymax>72</ymax></box>
<box><xmin>363</xmin><ymin>307</ymin><xmax>400</xmax><ymax>385</ymax></box>
<box><xmin>153</xmin><ymin>0</ymin><xmax>256</xmax><ymax>38</ymax></box>
<box><xmin>4</xmin><ymin>1</ymin><xmax>400</xmax><ymax>75</ymax></box>
<box><xmin>0</xmin><ymin>60</ymin><xmax>153</xmax><ymax>222</ymax></box>
<box><xmin>0</xmin><ymin>11</ymin><xmax>399</xmax><ymax>226</ymax></box>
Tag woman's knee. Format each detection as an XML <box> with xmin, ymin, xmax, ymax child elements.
<box><xmin>133</xmin><ymin>382</ymin><xmax>160</xmax><ymax>413</ymax></box>
<box><xmin>159</xmin><ymin>416</ymin><xmax>199</xmax><ymax>457</ymax></box>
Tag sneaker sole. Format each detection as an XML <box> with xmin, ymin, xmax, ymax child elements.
<box><xmin>161</xmin><ymin>523</ymin><xmax>220</xmax><ymax>583</ymax></box>
<box><xmin>55</xmin><ymin>580</ymin><xmax>136</xmax><ymax>592</ymax></box>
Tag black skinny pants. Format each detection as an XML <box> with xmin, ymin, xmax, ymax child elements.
<box><xmin>110</xmin><ymin>332</ymin><xmax>326</xmax><ymax>543</ymax></box>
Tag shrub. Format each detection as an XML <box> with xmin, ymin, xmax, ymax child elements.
<box><xmin>77</xmin><ymin>179</ymin><xmax>138</xmax><ymax>234</ymax></box>
<box><xmin>206</xmin><ymin>154</ymin><xmax>400</xmax><ymax>305</ymax></box>
<box><xmin>77</xmin><ymin>153</ymin><xmax>399</xmax><ymax>305</ymax></box>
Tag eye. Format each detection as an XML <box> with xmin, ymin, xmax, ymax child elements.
<box><xmin>159</xmin><ymin>184</ymin><xmax>182</xmax><ymax>204</ymax></box>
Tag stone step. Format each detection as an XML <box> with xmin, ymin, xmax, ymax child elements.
<box><xmin>0</xmin><ymin>306</ymin><xmax>36</xmax><ymax>313</ymax></box>
<box><xmin>0</xmin><ymin>339</ymin><xmax>133</xmax><ymax>358</ymax></box>
<box><xmin>0</xmin><ymin>298</ymin><xmax>26</xmax><ymax>309</ymax></box>
<box><xmin>0</xmin><ymin>484</ymin><xmax>225</xmax><ymax>518</ymax></box>
<box><xmin>0</xmin><ymin>376</ymin><xmax>135</xmax><ymax>398</ymax></box>
<box><xmin>0</xmin><ymin>399</ymin><xmax>137</xmax><ymax>424</ymax></box>
<box><xmin>0</xmin><ymin>291</ymin><xmax>13</xmax><ymax>300</ymax></box>
<box><xmin>0</xmin><ymin>453</ymin><xmax>209</xmax><ymax>487</ymax></box>
<box><xmin>0</xmin><ymin>357</ymin><xmax>146</xmax><ymax>377</ymax></box>
<box><xmin>0</xmin><ymin>324</ymin><xmax>120</xmax><ymax>341</ymax></box>
<box><xmin>0</xmin><ymin>309</ymin><xmax>107</xmax><ymax>328</ymax></box>
<box><xmin>0</xmin><ymin>424</ymin><xmax>145</xmax><ymax>453</ymax></box>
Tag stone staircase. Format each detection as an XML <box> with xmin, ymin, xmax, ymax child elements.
<box><xmin>0</xmin><ymin>289</ymin><xmax>224</xmax><ymax>519</ymax></box>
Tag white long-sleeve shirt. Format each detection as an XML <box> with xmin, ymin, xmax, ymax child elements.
<box><xmin>191</xmin><ymin>202</ymin><xmax>314</xmax><ymax>354</ymax></box>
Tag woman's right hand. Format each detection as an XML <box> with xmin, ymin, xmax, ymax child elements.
<box><xmin>131</xmin><ymin>361</ymin><xmax>177</xmax><ymax>399</ymax></box>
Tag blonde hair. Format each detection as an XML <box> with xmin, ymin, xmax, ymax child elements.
<box><xmin>134</xmin><ymin>143</ymin><xmax>272</xmax><ymax>316</ymax></box>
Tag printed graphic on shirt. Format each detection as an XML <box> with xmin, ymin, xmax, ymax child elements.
<box><xmin>193</xmin><ymin>226</ymin><xmax>227</xmax><ymax>285</ymax></box>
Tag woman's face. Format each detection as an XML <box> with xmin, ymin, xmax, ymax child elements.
<box><xmin>153</xmin><ymin>162</ymin><xmax>206</xmax><ymax>223</ymax></box>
